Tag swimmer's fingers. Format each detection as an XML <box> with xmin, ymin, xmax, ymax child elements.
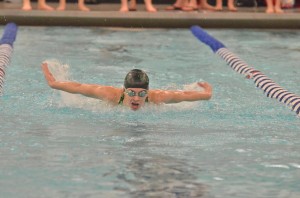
<box><xmin>197</xmin><ymin>82</ymin><xmax>205</xmax><ymax>87</ymax></box>
<box><xmin>197</xmin><ymin>82</ymin><xmax>212</xmax><ymax>93</ymax></box>
<box><xmin>41</xmin><ymin>62</ymin><xmax>56</xmax><ymax>86</ymax></box>
<box><xmin>197</xmin><ymin>82</ymin><xmax>210</xmax><ymax>89</ymax></box>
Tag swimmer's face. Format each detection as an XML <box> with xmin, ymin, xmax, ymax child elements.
<box><xmin>123</xmin><ymin>88</ymin><xmax>148</xmax><ymax>111</ymax></box>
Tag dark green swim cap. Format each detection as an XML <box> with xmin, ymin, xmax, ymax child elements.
<box><xmin>124</xmin><ymin>69</ymin><xmax>149</xmax><ymax>90</ymax></box>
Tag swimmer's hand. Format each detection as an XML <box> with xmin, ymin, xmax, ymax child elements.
<box><xmin>197</xmin><ymin>82</ymin><xmax>212</xmax><ymax>92</ymax></box>
<box><xmin>42</xmin><ymin>62</ymin><xmax>56</xmax><ymax>87</ymax></box>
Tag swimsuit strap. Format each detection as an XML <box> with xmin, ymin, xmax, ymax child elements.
<box><xmin>118</xmin><ymin>93</ymin><xmax>125</xmax><ymax>105</ymax></box>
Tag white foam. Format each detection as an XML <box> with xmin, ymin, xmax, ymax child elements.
<box><xmin>264</xmin><ymin>164</ymin><xmax>290</xmax><ymax>169</ymax></box>
<box><xmin>183</xmin><ymin>82</ymin><xmax>204</xmax><ymax>91</ymax></box>
<box><xmin>289</xmin><ymin>163</ymin><xmax>300</xmax><ymax>169</ymax></box>
<box><xmin>45</xmin><ymin>59</ymin><xmax>70</xmax><ymax>81</ymax></box>
<box><xmin>44</xmin><ymin>60</ymin><xmax>112</xmax><ymax>112</ymax></box>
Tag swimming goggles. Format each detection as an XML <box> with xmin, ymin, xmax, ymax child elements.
<box><xmin>125</xmin><ymin>89</ymin><xmax>148</xmax><ymax>97</ymax></box>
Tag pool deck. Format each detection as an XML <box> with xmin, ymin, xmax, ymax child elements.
<box><xmin>1</xmin><ymin>2</ymin><xmax>300</xmax><ymax>28</ymax></box>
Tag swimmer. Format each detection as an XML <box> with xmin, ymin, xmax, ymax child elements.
<box><xmin>42</xmin><ymin>63</ymin><xmax>212</xmax><ymax>111</ymax></box>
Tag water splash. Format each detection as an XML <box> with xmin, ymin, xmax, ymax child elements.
<box><xmin>44</xmin><ymin>59</ymin><xmax>202</xmax><ymax>113</ymax></box>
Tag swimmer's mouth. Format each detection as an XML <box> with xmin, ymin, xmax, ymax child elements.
<box><xmin>131</xmin><ymin>102</ymin><xmax>140</xmax><ymax>110</ymax></box>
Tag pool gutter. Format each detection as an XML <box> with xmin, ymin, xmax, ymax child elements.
<box><xmin>1</xmin><ymin>4</ymin><xmax>300</xmax><ymax>29</ymax></box>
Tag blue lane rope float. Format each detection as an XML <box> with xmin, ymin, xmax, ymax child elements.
<box><xmin>190</xmin><ymin>25</ymin><xmax>300</xmax><ymax>117</ymax></box>
<box><xmin>0</xmin><ymin>22</ymin><xmax>18</xmax><ymax>95</ymax></box>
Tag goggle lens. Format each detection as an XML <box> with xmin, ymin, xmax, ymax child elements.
<box><xmin>126</xmin><ymin>90</ymin><xmax>147</xmax><ymax>97</ymax></box>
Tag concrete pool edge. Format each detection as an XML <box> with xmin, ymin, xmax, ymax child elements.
<box><xmin>1</xmin><ymin>3</ymin><xmax>300</xmax><ymax>28</ymax></box>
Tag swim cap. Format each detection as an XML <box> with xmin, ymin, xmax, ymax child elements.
<box><xmin>124</xmin><ymin>69</ymin><xmax>149</xmax><ymax>89</ymax></box>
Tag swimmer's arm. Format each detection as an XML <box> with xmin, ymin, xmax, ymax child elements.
<box><xmin>41</xmin><ymin>63</ymin><xmax>120</xmax><ymax>102</ymax></box>
<box><xmin>150</xmin><ymin>82</ymin><xmax>212</xmax><ymax>104</ymax></box>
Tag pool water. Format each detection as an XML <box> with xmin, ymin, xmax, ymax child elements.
<box><xmin>0</xmin><ymin>26</ymin><xmax>299</xmax><ymax>198</ymax></box>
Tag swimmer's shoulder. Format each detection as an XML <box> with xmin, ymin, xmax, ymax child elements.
<box><xmin>95</xmin><ymin>86</ymin><xmax>123</xmax><ymax>104</ymax></box>
<box><xmin>148</xmin><ymin>89</ymin><xmax>166</xmax><ymax>104</ymax></box>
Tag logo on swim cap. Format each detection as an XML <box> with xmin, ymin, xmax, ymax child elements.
<box><xmin>124</xmin><ymin>69</ymin><xmax>149</xmax><ymax>89</ymax></box>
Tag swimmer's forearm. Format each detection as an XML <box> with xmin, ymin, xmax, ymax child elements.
<box><xmin>181</xmin><ymin>90</ymin><xmax>212</xmax><ymax>101</ymax></box>
<box><xmin>197</xmin><ymin>91</ymin><xmax>212</xmax><ymax>100</ymax></box>
<box><xmin>49</xmin><ymin>81</ymin><xmax>99</xmax><ymax>97</ymax></box>
<box><xmin>49</xmin><ymin>81</ymin><xmax>81</xmax><ymax>93</ymax></box>
<box><xmin>42</xmin><ymin>63</ymin><xmax>102</xmax><ymax>98</ymax></box>
<box><xmin>177</xmin><ymin>83</ymin><xmax>212</xmax><ymax>102</ymax></box>
<box><xmin>152</xmin><ymin>86</ymin><xmax>212</xmax><ymax>104</ymax></box>
<box><xmin>162</xmin><ymin>90</ymin><xmax>212</xmax><ymax>104</ymax></box>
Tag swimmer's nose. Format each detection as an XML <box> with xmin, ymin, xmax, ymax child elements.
<box><xmin>133</xmin><ymin>95</ymin><xmax>140</xmax><ymax>100</ymax></box>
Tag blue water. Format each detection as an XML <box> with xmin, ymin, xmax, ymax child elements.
<box><xmin>0</xmin><ymin>26</ymin><xmax>300</xmax><ymax>198</ymax></box>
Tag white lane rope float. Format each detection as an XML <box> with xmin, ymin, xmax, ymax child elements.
<box><xmin>190</xmin><ymin>25</ymin><xmax>300</xmax><ymax>117</ymax></box>
<box><xmin>0</xmin><ymin>22</ymin><xmax>18</xmax><ymax>96</ymax></box>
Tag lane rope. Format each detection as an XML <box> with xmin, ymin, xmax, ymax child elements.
<box><xmin>0</xmin><ymin>22</ymin><xmax>18</xmax><ymax>96</ymax></box>
<box><xmin>190</xmin><ymin>25</ymin><xmax>300</xmax><ymax>117</ymax></box>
